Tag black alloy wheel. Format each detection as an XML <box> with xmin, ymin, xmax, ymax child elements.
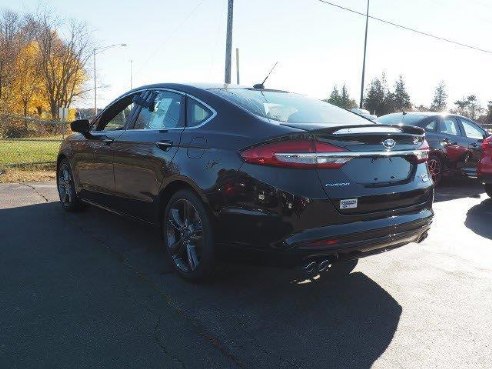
<box><xmin>163</xmin><ymin>190</ymin><xmax>215</xmax><ymax>281</ymax></box>
<box><xmin>57</xmin><ymin>159</ymin><xmax>84</xmax><ymax>211</ymax></box>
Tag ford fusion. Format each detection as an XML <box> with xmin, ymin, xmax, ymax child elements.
<box><xmin>57</xmin><ymin>83</ymin><xmax>434</xmax><ymax>281</ymax></box>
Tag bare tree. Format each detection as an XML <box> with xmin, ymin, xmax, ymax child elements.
<box><xmin>30</xmin><ymin>10</ymin><xmax>91</xmax><ymax>118</ymax></box>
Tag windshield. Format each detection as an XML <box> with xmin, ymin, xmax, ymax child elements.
<box><xmin>210</xmin><ymin>88</ymin><xmax>371</xmax><ymax>127</ymax></box>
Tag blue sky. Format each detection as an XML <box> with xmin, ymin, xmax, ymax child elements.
<box><xmin>4</xmin><ymin>0</ymin><xmax>492</xmax><ymax>109</ymax></box>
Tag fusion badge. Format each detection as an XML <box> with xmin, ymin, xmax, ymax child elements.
<box><xmin>340</xmin><ymin>198</ymin><xmax>358</xmax><ymax>209</ymax></box>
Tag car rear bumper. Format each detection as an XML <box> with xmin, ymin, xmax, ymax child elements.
<box><xmin>217</xmin><ymin>207</ymin><xmax>433</xmax><ymax>267</ymax></box>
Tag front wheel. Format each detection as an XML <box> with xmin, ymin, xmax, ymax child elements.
<box><xmin>485</xmin><ymin>184</ymin><xmax>492</xmax><ymax>198</ymax></box>
<box><xmin>57</xmin><ymin>158</ymin><xmax>85</xmax><ymax>212</ymax></box>
<box><xmin>162</xmin><ymin>190</ymin><xmax>216</xmax><ymax>282</ymax></box>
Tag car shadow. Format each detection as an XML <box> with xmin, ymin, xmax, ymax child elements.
<box><xmin>1</xmin><ymin>201</ymin><xmax>402</xmax><ymax>369</ymax></box>
<box><xmin>434</xmin><ymin>177</ymin><xmax>484</xmax><ymax>203</ymax></box>
<box><xmin>465</xmin><ymin>198</ymin><xmax>492</xmax><ymax>240</ymax></box>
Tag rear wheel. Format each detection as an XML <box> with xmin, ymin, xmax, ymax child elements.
<box><xmin>427</xmin><ymin>154</ymin><xmax>443</xmax><ymax>186</ymax></box>
<box><xmin>485</xmin><ymin>184</ymin><xmax>492</xmax><ymax>198</ymax></box>
<box><xmin>163</xmin><ymin>190</ymin><xmax>215</xmax><ymax>282</ymax></box>
<box><xmin>328</xmin><ymin>259</ymin><xmax>358</xmax><ymax>276</ymax></box>
<box><xmin>57</xmin><ymin>158</ymin><xmax>84</xmax><ymax>212</ymax></box>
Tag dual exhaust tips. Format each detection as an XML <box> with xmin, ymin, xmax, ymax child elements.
<box><xmin>302</xmin><ymin>259</ymin><xmax>331</xmax><ymax>277</ymax></box>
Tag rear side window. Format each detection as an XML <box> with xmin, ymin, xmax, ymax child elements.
<box><xmin>210</xmin><ymin>88</ymin><xmax>369</xmax><ymax>127</ymax></box>
<box><xmin>439</xmin><ymin>117</ymin><xmax>460</xmax><ymax>136</ymax></box>
<box><xmin>133</xmin><ymin>91</ymin><xmax>184</xmax><ymax>130</ymax></box>
<box><xmin>187</xmin><ymin>98</ymin><xmax>212</xmax><ymax>127</ymax></box>
<box><xmin>424</xmin><ymin>119</ymin><xmax>438</xmax><ymax>132</ymax></box>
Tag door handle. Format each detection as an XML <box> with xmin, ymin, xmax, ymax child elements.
<box><xmin>103</xmin><ymin>138</ymin><xmax>114</xmax><ymax>145</ymax></box>
<box><xmin>156</xmin><ymin>141</ymin><xmax>173</xmax><ymax>150</ymax></box>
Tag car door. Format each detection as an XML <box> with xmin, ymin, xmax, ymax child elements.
<box><xmin>83</xmin><ymin>93</ymin><xmax>138</xmax><ymax>206</ymax></box>
<box><xmin>111</xmin><ymin>89</ymin><xmax>185</xmax><ymax>221</ymax></box>
<box><xmin>456</xmin><ymin>117</ymin><xmax>487</xmax><ymax>176</ymax></box>
<box><xmin>437</xmin><ymin>116</ymin><xmax>468</xmax><ymax>169</ymax></box>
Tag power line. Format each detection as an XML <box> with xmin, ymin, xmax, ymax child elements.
<box><xmin>136</xmin><ymin>0</ymin><xmax>206</xmax><ymax>74</ymax></box>
<box><xmin>316</xmin><ymin>0</ymin><xmax>492</xmax><ymax>55</ymax></box>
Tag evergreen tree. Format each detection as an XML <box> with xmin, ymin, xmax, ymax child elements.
<box><xmin>430</xmin><ymin>81</ymin><xmax>448</xmax><ymax>112</ymax></box>
<box><xmin>392</xmin><ymin>75</ymin><xmax>411</xmax><ymax>111</ymax></box>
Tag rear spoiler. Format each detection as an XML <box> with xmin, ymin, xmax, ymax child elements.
<box><xmin>310</xmin><ymin>124</ymin><xmax>425</xmax><ymax>136</ymax></box>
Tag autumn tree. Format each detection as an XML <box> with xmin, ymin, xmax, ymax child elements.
<box><xmin>31</xmin><ymin>12</ymin><xmax>91</xmax><ymax>119</ymax></box>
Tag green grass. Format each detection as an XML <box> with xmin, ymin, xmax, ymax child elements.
<box><xmin>0</xmin><ymin>138</ymin><xmax>61</xmax><ymax>167</ymax></box>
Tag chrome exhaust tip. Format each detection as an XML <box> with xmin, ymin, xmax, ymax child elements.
<box><xmin>318</xmin><ymin>259</ymin><xmax>330</xmax><ymax>273</ymax></box>
<box><xmin>303</xmin><ymin>261</ymin><xmax>317</xmax><ymax>276</ymax></box>
<box><xmin>418</xmin><ymin>232</ymin><xmax>428</xmax><ymax>243</ymax></box>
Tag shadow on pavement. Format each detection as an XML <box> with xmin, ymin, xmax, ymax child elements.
<box><xmin>434</xmin><ymin>177</ymin><xmax>484</xmax><ymax>203</ymax></box>
<box><xmin>465</xmin><ymin>198</ymin><xmax>492</xmax><ymax>240</ymax></box>
<box><xmin>0</xmin><ymin>201</ymin><xmax>402</xmax><ymax>369</ymax></box>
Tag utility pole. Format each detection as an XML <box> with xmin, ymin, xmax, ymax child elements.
<box><xmin>224</xmin><ymin>0</ymin><xmax>234</xmax><ymax>84</ymax></box>
<box><xmin>235</xmin><ymin>48</ymin><xmax>240</xmax><ymax>84</ymax></box>
<box><xmin>359</xmin><ymin>0</ymin><xmax>370</xmax><ymax>109</ymax></box>
<box><xmin>93</xmin><ymin>49</ymin><xmax>97</xmax><ymax>116</ymax></box>
<box><xmin>130</xmin><ymin>59</ymin><xmax>133</xmax><ymax>89</ymax></box>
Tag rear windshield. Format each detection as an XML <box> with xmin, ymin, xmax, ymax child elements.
<box><xmin>378</xmin><ymin>114</ymin><xmax>426</xmax><ymax>126</ymax></box>
<box><xmin>209</xmin><ymin>88</ymin><xmax>370</xmax><ymax>126</ymax></box>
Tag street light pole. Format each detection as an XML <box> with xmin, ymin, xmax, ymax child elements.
<box><xmin>93</xmin><ymin>43</ymin><xmax>127</xmax><ymax>116</ymax></box>
<box><xmin>224</xmin><ymin>0</ymin><xmax>234</xmax><ymax>84</ymax></box>
<box><xmin>236</xmin><ymin>48</ymin><xmax>240</xmax><ymax>84</ymax></box>
<box><xmin>359</xmin><ymin>0</ymin><xmax>370</xmax><ymax>109</ymax></box>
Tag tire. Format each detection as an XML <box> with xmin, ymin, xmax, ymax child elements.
<box><xmin>162</xmin><ymin>189</ymin><xmax>215</xmax><ymax>282</ymax></box>
<box><xmin>328</xmin><ymin>259</ymin><xmax>358</xmax><ymax>276</ymax></box>
<box><xmin>57</xmin><ymin>158</ymin><xmax>85</xmax><ymax>212</ymax></box>
<box><xmin>485</xmin><ymin>184</ymin><xmax>492</xmax><ymax>198</ymax></box>
<box><xmin>427</xmin><ymin>154</ymin><xmax>443</xmax><ymax>186</ymax></box>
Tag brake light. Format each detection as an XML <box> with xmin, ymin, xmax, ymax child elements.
<box><xmin>240</xmin><ymin>139</ymin><xmax>351</xmax><ymax>169</ymax></box>
<box><xmin>415</xmin><ymin>139</ymin><xmax>430</xmax><ymax>163</ymax></box>
<box><xmin>481</xmin><ymin>137</ymin><xmax>492</xmax><ymax>155</ymax></box>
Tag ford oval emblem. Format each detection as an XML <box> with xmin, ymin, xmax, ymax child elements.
<box><xmin>382</xmin><ymin>138</ymin><xmax>396</xmax><ymax>150</ymax></box>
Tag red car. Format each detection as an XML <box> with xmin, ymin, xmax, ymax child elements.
<box><xmin>478</xmin><ymin>135</ymin><xmax>492</xmax><ymax>197</ymax></box>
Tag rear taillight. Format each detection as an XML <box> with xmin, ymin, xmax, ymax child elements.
<box><xmin>481</xmin><ymin>137</ymin><xmax>492</xmax><ymax>154</ymax></box>
<box><xmin>240</xmin><ymin>139</ymin><xmax>351</xmax><ymax>169</ymax></box>
<box><xmin>415</xmin><ymin>139</ymin><xmax>429</xmax><ymax>163</ymax></box>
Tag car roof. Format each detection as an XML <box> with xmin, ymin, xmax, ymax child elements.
<box><xmin>126</xmin><ymin>83</ymin><xmax>288</xmax><ymax>93</ymax></box>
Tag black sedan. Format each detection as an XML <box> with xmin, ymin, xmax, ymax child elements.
<box><xmin>58</xmin><ymin>83</ymin><xmax>433</xmax><ymax>281</ymax></box>
<box><xmin>378</xmin><ymin>112</ymin><xmax>488</xmax><ymax>185</ymax></box>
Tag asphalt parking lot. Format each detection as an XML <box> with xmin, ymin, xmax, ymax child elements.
<box><xmin>1</xmin><ymin>179</ymin><xmax>491</xmax><ymax>368</ymax></box>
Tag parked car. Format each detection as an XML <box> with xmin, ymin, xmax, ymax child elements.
<box><xmin>478</xmin><ymin>135</ymin><xmax>492</xmax><ymax>197</ymax></box>
<box><xmin>350</xmin><ymin>108</ymin><xmax>377</xmax><ymax>121</ymax></box>
<box><xmin>57</xmin><ymin>83</ymin><xmax>433</xmax><ymax>281</ymax></box>
<box><xmin>377</xmin><ymin>112</ymin><xmax>488</xmax><ymax>185</ymax></box>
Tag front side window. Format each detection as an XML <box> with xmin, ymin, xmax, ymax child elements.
<box><xmin>187</xmin><ymin>98</ymin><xmax>212</xmax><ymax>127</ymax></box>
<box><xmin>460</xmin><ymin>118</ymin><xmax>484</xmax><ymax>139</ymax></box>
<box><xmin>210</xmin><ymin>88</ymin><xmax>370</xmax><ymax>127</ymax></box>
<box><xmin>439</xmin><ymin>117</ymin><xmax>460</xmax><ymax>136</ymax></box>
<box><xmin>133</xmin><ymin>91</ymin><xmax>184</xmax><ymax>130</ymax></box>
<box><xmin>97</xmin><ymin>95</ymin><xmax>135</xmax><ymax>131</ymax></box>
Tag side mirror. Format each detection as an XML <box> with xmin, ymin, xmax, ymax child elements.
<box><xmin>71</xmin><ymin>119</ymin><xmax>90</xmax><ymax>133</ymax></box>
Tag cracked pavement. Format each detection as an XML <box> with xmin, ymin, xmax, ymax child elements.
<box><xmin>0</xmin><ymin>179</ymin><xmax>491</xmax><ymax>368</ymax></box>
